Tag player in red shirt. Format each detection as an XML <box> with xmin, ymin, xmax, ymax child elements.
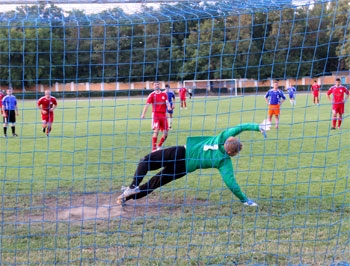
<box><xmin>37</xmin><ymin>89</ymin><xmax>58</xmax><ymax>136</ymax></box>
<box><xmin>311</xmin><ymin>80</ymin><xmax>321</xmax><ymax>105</ymax></box>
<box><xmin>178</xmin><ymin>84</ymin><xmax>189</xmax><ymax>109</ymax></box>
<box><xmin>141</xmin><ymin>82</ymin><xmax>171</xmax><ymax>151</ymax></box>
<box><xmin>327</xmin><ymin>78</ymin><xmax>349</xmax><ymax>130</ymax></box>
<box><xmin>0</xmin><ymin>90</ymin><xmax>4</xmax><ymax>115</ymax></box>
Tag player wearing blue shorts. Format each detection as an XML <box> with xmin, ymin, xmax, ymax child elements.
<box><xmin>165</xmin><ymin>84</ymin><xmax>175</xmax><ymax>130</ymax></box>
<box><xmin>286</xmin><ymin>85</ymin><xmax>296</xmax><ymax>105</ymax></box>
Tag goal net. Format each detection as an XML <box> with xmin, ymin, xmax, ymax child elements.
<box><xmin>0</xmin><ymin>0</ymin><xmax>349</xmax><ymax>265</ymax></box>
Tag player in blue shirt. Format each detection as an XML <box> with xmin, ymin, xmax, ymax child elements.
<box><xmin>165</xmin><ymin>84</ymin><xmax>175</xmax><ymax>130</ymax></box>
<box><xmin>286</xmin><ymin>85</ymin><xmax>296</xmax><ymax>105</ymax></box>
<box><xmin>2</xmin><ymin>88</ymin><xmax>19</xmax><ymax>137</ymax></box>
<box><xmin>265</xmin><ymin>80</ymin><xmax>286</xmax><ymax>129</ymax></box>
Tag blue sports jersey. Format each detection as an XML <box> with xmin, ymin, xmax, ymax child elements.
<box><xmin>265</xmin><ymin>89</ymin><xmax>286</xmax><ymax>104</ymax></box>
<box><xmin>2</xmin><ymin>95</ymin><xmax>17</xmax><ymax>110</ymax></box>
<box><xmin>167</xmin><ymin>90</ymin><xmax>175</xmax><ymax>104</ymax></box>
<box><xmin>287</xmin><ymin>87</ymin><xmax>296</xmax><ymax>98</ymax></box>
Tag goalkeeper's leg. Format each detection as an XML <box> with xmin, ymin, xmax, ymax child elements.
<box><xmin>118</xmin><ymin>146</ymin><xmax>186</xmax><ymax>203</ymax></box>
<box><xmin>123</xmin><ymin>167</ymin><xmax>186</xmax><ymax>202</ymax></box>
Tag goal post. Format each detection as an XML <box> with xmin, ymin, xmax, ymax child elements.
<box><xmin>183</xmin><ymin>79</ymin><xmax>239</xmax><ymax>96</ymax></box>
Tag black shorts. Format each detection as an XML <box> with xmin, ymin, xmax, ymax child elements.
<box><xmin>3</xmin><ymin>110</ymin><xmax>16</xmax><ymax>123</ymax></box>
<box><xmin>127</xmin><ymin>146</ymin><xmax>187</xmax><ymax>201</ymax></box>
<box><xmin>139</xmin><ymin>146</ymin><xmax>187</xmax><ymax>177</ymax></box>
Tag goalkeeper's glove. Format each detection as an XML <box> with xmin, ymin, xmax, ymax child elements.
<box><xmin>243</xmin><ymin>199</ymin><xmax>258</xmax><ymax>207</ymax></box>
<box><xmin>259</xmin><ymin>119</ymin><xmax>271</xmax><ymax>138</ymax></box>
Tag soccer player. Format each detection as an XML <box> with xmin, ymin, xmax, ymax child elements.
<box><xmin>188</xmin><ymin>88</ymin><xmax>193</xmax><ymax>99</ymax></box>
<box><xmin>286</xmin><ymin>85</ymin><xmax>296</xmax><ymax>105</ymax></box>
<box><xmin>116</xmin><ymin>120</ymin><xmax>272</xmax><ymax>207</ymax></box>
<box><xmin>37</xmin><ymin>89</ymin><xmax>58</xmax><ymax>136</ymax></box>
<box><xmin>311</xmin><ymin>80</ymin><xmax>321</xmax><ymax>105</ymax></box>
<box><xmin>178</xmin><ymin>83</ymin><xmax>188</xmax><ymax>109</ymax></box>
<box><xmin>326</xmin><ymin>78</ymin><xmax>349</xmax><ymax>130</ymax></box>
<box><xmin>2</xmin><ymin>88</ymin><xmax>19</xmax><ymax>137</ymax></box>
<box><xmin>165</xmin><ymin>84</ymin><xmax>175</xmax><ymax>130</ymax></box>
<box><xmin>141</xmin><ymin>82</ymin><xmax>172</xmax><ymax>152</ymax></box>
<box><xmin>0</xmin><ymin>90</ymin><xmax>4</xmax><ymax>115</ymax></box>
<box><xmin>265</xmin><ymin>80</ymin><xmax>286</xmax><ymax>129</ymax></box>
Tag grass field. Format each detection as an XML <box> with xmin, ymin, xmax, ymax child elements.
<box><xmin>0</xmin><ymin>93</ymin><xmax>349</xmax><ymax>265</ymax></box>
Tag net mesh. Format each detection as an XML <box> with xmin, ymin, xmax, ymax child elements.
<box><xmin>0</xmin><ymin>0</ymin><xmax>349</xmax><ymax>265</ymax></box>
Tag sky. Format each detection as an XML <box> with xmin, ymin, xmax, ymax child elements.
<box><xmin>0</xmin><ymin>3</ymin><xmax>158</xmax><ymax>14</ymax></box>
<box><xmin>0</xmin><ymin>1</ymin><xmax>318</xmax><ymax>15</ymax></box>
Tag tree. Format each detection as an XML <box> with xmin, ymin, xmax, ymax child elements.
<box><xmin>330</xmin><ymin>0</ymin><xmax>350</xmax><ymax>70</ymax></box>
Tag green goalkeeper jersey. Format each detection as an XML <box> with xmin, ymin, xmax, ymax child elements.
<box><xmin>185</xmin><ymin>123</ymin><xmax>261</xmax><ymax>202</ymax></box>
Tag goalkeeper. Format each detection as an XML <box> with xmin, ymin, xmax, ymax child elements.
<box><xmin>117</xmin><ymin>121</ymin><xmax>271</xmax><ymax>207</ymax></box>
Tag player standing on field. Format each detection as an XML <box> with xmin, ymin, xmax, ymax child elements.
<box><xmin>141</xmin><ymin>82</ymin><xmax>172</xmax><ymax>152</ymax></box>
<box><xmin>311</xmin><ymin>80</ymin><xmax>321</xmax><ymax>105</ymax></box>
<box><xmin>178</xmin><ymin>83</ymin><xmax>188</xmax><ymax>109</ymax></box>
<box><xmin>2</xmin><ymin>88</ymin><xmax>19</xmax><ymax>137</ymax></box>
<box><xmin>265</xmin><ymin>80</ymin><xmax>286</xmax><ymax>129</ymax></box>
<box><xmin>37</xmin><ymin>89</ymin><xmax>58</xmax><ymax>136</ymax></box>
<box><xmin>165</xmin><ymin>84</ymin><xmax>175</xmax><ymax>130</ymax></box>
<box><xmin>286</xmin><ymin>85</ymin><xmax>296</xmax><ymax>106</ymax></box>
<box><xmin>326</xmin><ymin>78</ymin><xmax>349</xmax><ymax>130</ymax></box>
<box><xmin>0</xmin><ymin>90</ymin><xmax>4</xmax><ymax>116</ymax></box>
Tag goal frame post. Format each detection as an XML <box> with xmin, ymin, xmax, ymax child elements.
<box><xmin>183</xmin><ymin>79</ymin><xmax>239</xmax><ymax>96</ymax></box>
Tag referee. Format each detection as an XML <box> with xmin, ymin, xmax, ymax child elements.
<box><xmin>2</xmin><ymin>88</ymin><xmax>19</xmax><ymax>137</ymax></box>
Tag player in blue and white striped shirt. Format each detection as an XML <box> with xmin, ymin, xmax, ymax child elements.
<box><xmin>2</xmin><ymin>88</ymin><xmax>19</xmax><ymax>137</ymax></box>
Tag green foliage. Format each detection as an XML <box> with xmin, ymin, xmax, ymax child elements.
<box><xmin>0</xmin><ymin>1</ymin><xmax>348</xmax><ymax>88</ymax></box>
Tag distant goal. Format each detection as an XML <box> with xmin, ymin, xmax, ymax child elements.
<box><xmin>183</xmin><ymin>79</ymin><xmax>239</xmax><ymax>96</ymax></box>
